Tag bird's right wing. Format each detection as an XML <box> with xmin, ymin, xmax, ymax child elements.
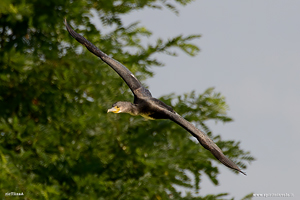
<box><xmin>163</xmin><ymin>110</ymin><xmax>246</xmax><ymax>175</ymax></box>
<box><xmin>64</xmin><ymin>19</ymin><xmax>152</xmax><ymax>98</ymax></box>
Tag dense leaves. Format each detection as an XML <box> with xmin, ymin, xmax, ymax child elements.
<box><xmin>0</xmin><ymin>0</ymin><xmax>254</xmax><ymax>199</ymax></box>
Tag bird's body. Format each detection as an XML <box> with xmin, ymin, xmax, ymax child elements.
<box><xmin>65</xmin><ymin>19</ymin><xmax>246</xmax><ymax>175</ymax></box>
<box><xmin>109</xmin><ymin>97</ymin><xmax>175</xmax><ymax>120</ymax></box>
<box><xmin>136</xmin><ymin>97</ymin><xmax>175</xmax><ymax>120</ymax></box>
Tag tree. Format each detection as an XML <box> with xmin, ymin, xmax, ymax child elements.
<box><xmin>0</xmin><ymin>0</ymin><xmax>254</xmax><ymax>199</ymax></box>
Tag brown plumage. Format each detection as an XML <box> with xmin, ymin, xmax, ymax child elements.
<box><xmin>64</xmin><ymin>19</ymin><xmax>246</xmax><ymax>175</ymax></box>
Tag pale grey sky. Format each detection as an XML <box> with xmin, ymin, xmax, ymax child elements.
<box><xmin>119</xmin><ymin>0</ymin><xmax>299</xmax><ymax>199</ymax></box>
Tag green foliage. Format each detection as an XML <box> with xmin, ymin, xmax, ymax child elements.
<box><xmin>0</xmin><ymin>0</ymin><xmax>254</xmax><ymax>199</ymax></box>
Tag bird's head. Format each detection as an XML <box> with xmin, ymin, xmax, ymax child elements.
<box><xmin>107</xmin><ymin>101</ymin><xmax>135</xmax><ymax>114</ymax></box>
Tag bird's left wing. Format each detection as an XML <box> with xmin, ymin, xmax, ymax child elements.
<box><xmin>162</xmin><ymin>110</ymin><xmax>246</xmax><ymax>175</ymax></box>
<box><xmin>64</xmin><ymin>19</ymin><xmax>152</xmax><ymax>98</ymax></box>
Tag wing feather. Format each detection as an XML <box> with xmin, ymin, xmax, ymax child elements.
<box><xmin>164</xmin><ymin>110</ymin><xmax>246</xmax><ymax>175</ymax></box>
<box><xmin>64</xmin><ymin>19</ymin><xmax>151</xmax><ymax>98</ymax></box>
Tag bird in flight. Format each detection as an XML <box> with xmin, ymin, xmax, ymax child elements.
<box><xmin>64</xmin><ymin>19</ymin><xmax>246</xmax><ymax>175</ymax></box>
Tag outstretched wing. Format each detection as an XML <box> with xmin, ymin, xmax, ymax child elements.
<box><xmin>163</xmin><ymin>110</ymin><xmax>246</xmax><ymax>175</ymax></box>
<box><xmin>64</xmin><ymin>19</ymin><xmax>152</xmax><ymax>98</ymax></box>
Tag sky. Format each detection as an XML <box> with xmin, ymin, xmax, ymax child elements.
<box><xmin>117</xmin><ymin>0</ymin><xmax>300</xmax><ymax>199</ymax></box>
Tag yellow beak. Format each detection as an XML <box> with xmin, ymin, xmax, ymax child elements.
<box><xmin>107</xmin><ymin>106</ymin><xmax>120</xmax><ymax>113</ymax></box>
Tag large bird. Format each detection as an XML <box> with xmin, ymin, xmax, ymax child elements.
<box><xmin>64</xmin><ymin>19</ymin><xmax>246</xmax><ymax>175</ymax></box>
